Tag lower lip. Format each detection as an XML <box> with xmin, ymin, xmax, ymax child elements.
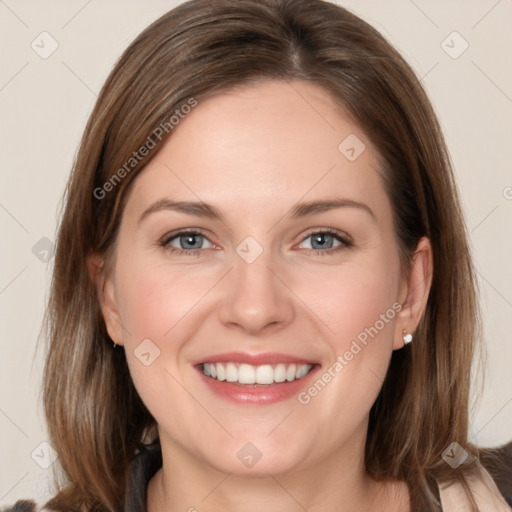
<box><xmin>196</xmin><ymin>365</ymin><xmax>319</xmax><ymax>405</ymax></box>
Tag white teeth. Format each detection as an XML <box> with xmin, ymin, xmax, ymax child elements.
<box><xmin>216</xmin><ymin>363</ymin><xmax>226</xmax><ymax>381</ymax></box>
<box><xmin>296</xmin><ymin>364</ymin><xmax>308</xmax><ymax>378</ymax></box>
<box><xmin>255</xmin><ymin>365</ymin><xmax>274</xmax><ymax>385</ymax></box>
<box><xmin>238</xmin><ymin>364</ymin><xmax>255</xmax><ymax>384</ymax></box>
<box><xmin>225</xmin><ymin>362</ymin><xmax>238</xmax><ymax>382</ymax></box>
<box><xmin>201</xmin><ymin>362</ymin><xmax>313</xmax><ymax>385</ymax></box>
<box><xmin>286</xmin><ymin>364</ymin><xmax>297</xmax><ymax>382</ymax></box>
<box><xmin>274</xmin><ymin>363</ymin><xmax>287</xmax><ymax>383</ymax></box>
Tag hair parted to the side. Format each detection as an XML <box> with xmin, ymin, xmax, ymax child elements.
<box><xmin>40</xmin><ymin>0</ymin><xmax>495</xmax><ymax>510</ymax></box>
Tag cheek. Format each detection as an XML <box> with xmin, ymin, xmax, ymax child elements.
<box><xmin>113</xmin><ymin>258</ymin><xmax>215</xmax><ymax>440</ymax></box>
<box><xmin>339</xmin><ymin>266</ymin><xmax>399</xmax><ymax>346</ymax></box>
<box><xmin>113</xmin><ymin>257</ymin><xmax>224</xmax><ymax>416</ymax></box>
<box><xmin>293</xmin><ymin>255</ymin><xmax>402</xmax><ymax>429</ymax></box>
<box><xmin>294</xmin><ymin>254</ymin><xmax>401</xmax><ymax>351</ymax></box>
<box><xmin>294</xmin><ymin>254</ymin><xmax>400</xmax><ymax>393</ymax></box>
<box><xmin>114</xmin><ymin>257</ymin><xmax>217</xmax><ymax>345</ymax></box>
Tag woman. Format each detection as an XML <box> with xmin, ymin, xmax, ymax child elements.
<box><xmin>4</xmin><ymin>0</ymin><xmax>511</xmax><ymax>511</ymax></box>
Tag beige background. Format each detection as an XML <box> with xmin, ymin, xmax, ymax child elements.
<box><xmin>0</xmin><ymin>0</ymin><xmax>511</xmax><ymax>504</ymax></box>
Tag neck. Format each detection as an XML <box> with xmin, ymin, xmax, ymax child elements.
<box><xmin>147</xmin><ymin>429</ymin><xmax>409</xmax><ymax>512</ymax></box>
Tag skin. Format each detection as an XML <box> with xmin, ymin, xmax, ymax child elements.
<box><xmin>95</xmin><ymin>79</ymin><xmax>432</xmax><ymax>512</ymax></box>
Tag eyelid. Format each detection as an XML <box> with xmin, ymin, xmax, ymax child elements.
<box><xmin>296</xmin><ymin>227</ymin><xmax>352</xmax><ymax>248</ymax></box>
<box><xmin>160</xmin><ymin>228</ymin><xmax>214</xmax><ymax>246</ymax></box>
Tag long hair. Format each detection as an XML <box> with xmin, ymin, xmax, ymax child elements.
<box><xmin>41</xmin><ymin>0</ymin><xmax>494</xmax><ymax>510</ymax></box>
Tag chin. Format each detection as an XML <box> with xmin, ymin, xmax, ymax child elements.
<box><xmin>199</xmin><ymin>435</ymin><xmax>310</xmax><ymax>477</ymax></box>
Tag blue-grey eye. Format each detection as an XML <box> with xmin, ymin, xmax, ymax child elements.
<box><xmin>302</xmin><ymin>232</ymin><xmax>340</xmax><ymax>250</ymax></box>
<box><xmin>164</xmin><ymin>231</ymin><xmax>214</xmax><ymax>251</ymax></box>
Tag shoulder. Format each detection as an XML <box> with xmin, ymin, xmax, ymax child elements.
<box><xmin>125</xmin><ymin>440</ymin><xmax>163</xmax><ymax>511</ymax></box>
<box><xmin>479</xmin><ymin>440</ymin><xmax>512</xmax><ymax>506</ymax></box>
<box><xmin>1</xmin><ymin>441</ymin><xmax>162</xmax><ymax>512</ymax></box>
<box><xmin>0</xmin><ymin>501</ymin><xmax>52</xmax><ymax>512</ymax></box>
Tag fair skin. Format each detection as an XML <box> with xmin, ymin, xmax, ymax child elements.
<box><xmin>95</xmin><ymin>79</ymin><xmax>432</xmax><ymax>512</ymax></box>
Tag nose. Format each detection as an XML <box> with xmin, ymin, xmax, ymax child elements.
<box><xmin>217</xmin><ymin>249</ymin><xmax>295</xmax><ymax>336</ymax></box>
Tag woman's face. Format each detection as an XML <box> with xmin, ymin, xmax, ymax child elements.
<box><xmin>101</xmin><ymin>79</ymin><xmax>419</xmax><ymax>476</ymax></box>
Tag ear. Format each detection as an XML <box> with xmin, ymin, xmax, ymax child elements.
<box><xmin>393</xmin><ymin>237</ymin><xmax>433</xmax><ymax>350</ymax></box>
<box><xmin>86</xmin><ymin>252</ymin><xmax>125</xmax><ymax>346</ymax></box>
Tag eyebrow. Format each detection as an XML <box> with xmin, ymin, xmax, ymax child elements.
<box><xmin>139</xmin><ymin>199</ymin><xmax>225</xmax><ymax>224</ymax></box>
<box><xmin>138</xmin><ymin>197</ymin><xmax>376</xmax><ymax>224</ymax></box>
<box><xmin>289</xmin><ymin>198</ymin><xmax>375</xmax><ymax>221</ymax></box>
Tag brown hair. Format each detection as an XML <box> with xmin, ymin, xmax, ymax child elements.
<box><xmin>41</xmin><ymin>0</ymin><xmax>497</xmax><ymax>510</ymax></box>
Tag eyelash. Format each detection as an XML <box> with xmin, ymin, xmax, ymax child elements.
<box><xmin>159</xmin><ymin>228</ymin><xmax>352</xmax><ymax>257</ymax></box>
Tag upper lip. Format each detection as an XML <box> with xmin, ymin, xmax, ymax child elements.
<box><xmin>194</xmin><ymin>352</ymin><xmax>317</xmax><ymax>366</ymax></box>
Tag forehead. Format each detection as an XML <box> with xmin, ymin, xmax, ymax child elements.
<box><xmin>124</xmin><ymin>79</ymin><xmax>389</xmax><ymax>224</ymax></box>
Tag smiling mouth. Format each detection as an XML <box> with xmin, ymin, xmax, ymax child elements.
<box><xmin>201</xmin><ymin>362</ymin><xmax>314</xmax><ymax>385</ymax></box>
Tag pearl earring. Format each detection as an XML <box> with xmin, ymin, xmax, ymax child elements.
<box><xmin>403</xmin><ymin>330</ymin><xmax>413</xmax><ymax>345</ymax></box>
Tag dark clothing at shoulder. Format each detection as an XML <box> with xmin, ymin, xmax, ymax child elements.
<box><xmin>480</xmin><ymin>441</ymin><xmax>512</xmax><ymax>506</ymax></box>
<box><xmin>124</xmin><ymin>441</ymin><xmax>162</xmax><ymax>512</ymax></box>
<box><xmin>0</xmin><ymin>443</ymin><xmax>162</xmax><ymax>512</ymax></box>
<box><xmin>0</xmin><ymin>501</ymin><xmax>38</xmax><ymax>512</ymax></box>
